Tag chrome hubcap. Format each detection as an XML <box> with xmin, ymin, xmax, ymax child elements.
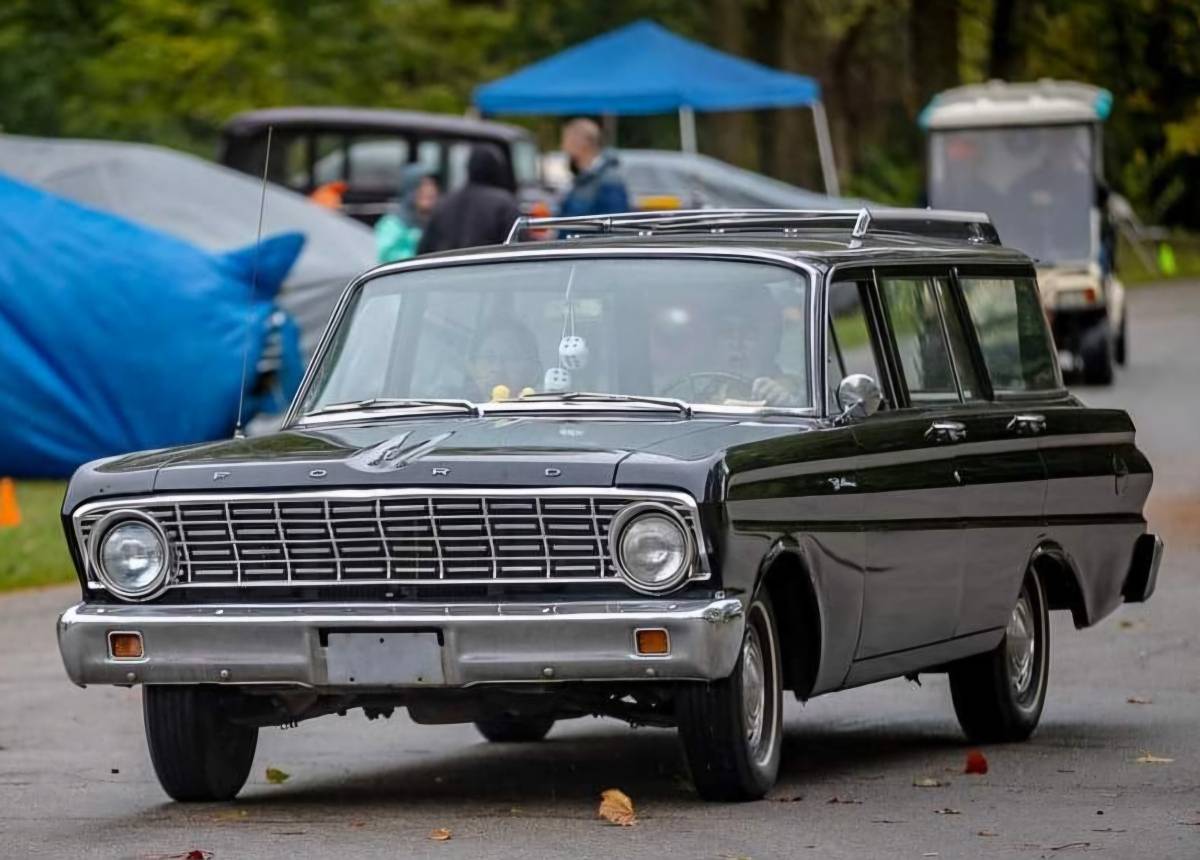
<box><xmin>1007</xmin><ymin>593</ymin><xmax>1036</xmax><ymax>696</ymax></box>
<box><xmin>741</xmin><ymin>627</ymin><xmax>767</xmax><ymax>759</ymax></box>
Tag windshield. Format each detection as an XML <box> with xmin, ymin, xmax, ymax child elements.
<box><xmin>928</xmin><ymin>124</ymin><xmax>1096</xmax><ymax>264</ymax></box>
<box><xmin>301</xmin><ymin>258</ymin><xmax>812</xmax><ymax>415</ymax></box>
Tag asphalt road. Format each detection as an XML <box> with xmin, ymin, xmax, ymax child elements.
<box><xmin>2</xmin><ymin>283</ymin><xmax>1198</xmax><ymax>860</ymax></box>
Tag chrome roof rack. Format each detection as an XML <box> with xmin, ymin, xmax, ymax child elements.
<box><xmin>505</xmin><ymin>207</ymin><xmax>1000</xmax><ymax>246</ymax></box>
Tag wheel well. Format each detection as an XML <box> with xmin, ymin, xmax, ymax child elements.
<box><xmin>759</xmin><ymin>553</ymin><xmax>821</xmax><ymax>700</ymax></box>
<box><xmin>1033</xmin><ymin>547</ymin><xmax>1089</xmax><ymax>628</ymax></box>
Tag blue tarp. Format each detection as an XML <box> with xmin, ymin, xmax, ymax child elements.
<box><xmin>0</xmin><ymin>173</ymin><xmax>304</xmax><ymax>477</ymax></box>
<box><xmin>474</xmin><ymin>20</ymin><xmax>821</xmax><ymax>116</ymax></box>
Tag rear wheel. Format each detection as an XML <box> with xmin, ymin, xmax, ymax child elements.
<box><xmin>677</xmin><ymin>594</ymin><xmax>782</xmax><ymax>801</ymax></box>
<box><xmin>1115</xmin><ymin>312</ymin><xmax>1128</xmax><ymax>366</ymax></box>
<box><xmin>144</xmin><ymin>686</ymin><xmax>258</xmax><ymax>802</ymax></box>
<box><xmin>474</xmin><ymin>715</ymin><xmax>555</xmax><ymax>743</ymax></box>
<box><xmin>1080</xmin><ymin>319</ymin><xmax>1115</xmax><ymax>385</ymax></box>
<box><xmin>948</xmin><ymin>569</ymin><xmax>1049</xmax><ymax>743</ymax></box>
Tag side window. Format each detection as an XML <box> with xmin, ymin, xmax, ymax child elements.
<box><xmin>879</xmin><ymin>276</ymin><xmax>959</xmax><ymax>403</ymax></box>
<box><xmin>960</xmin><ymin>276</ymin><xmax>1060</xmax><ymax>391</ymax></box>
<box><xmin>933</xmin><ymin>277</ymin><xmax>981</xmax><ymax>400</ymax></box>
<box><xmin>826</xmin><ymin>281</ymin><xmax>882</xmax><ymax>411</ymax></box>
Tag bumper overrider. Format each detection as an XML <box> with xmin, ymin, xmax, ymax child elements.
<box><xmin>57</xmin><ymin>598</ymin><xmax>746</xmax><ymax>689</ymax></box>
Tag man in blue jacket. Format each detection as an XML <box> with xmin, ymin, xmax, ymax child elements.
<box><xmin>558</xmin><ymin>118</ymin><xmax>631</xmax><ymax>217</ymax></box>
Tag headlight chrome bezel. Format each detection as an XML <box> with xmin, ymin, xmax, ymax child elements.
<box><xmin>609</xmin><ymin>501</ymin><xmax>696</xmax><ymax>595</ymax></box>
<box><xmin>87</xmin><ymin>509</ymin><xmax>172</xmax><ymax>601</ymax></box>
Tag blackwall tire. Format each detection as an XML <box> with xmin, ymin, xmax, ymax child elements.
<box><xmin>144</xmin><ymin>686</ymin><xmax>258</xmax><ymax>802</ymax></box>
<box><xmin>677</xmin><ymin>594</ymin><xmax>783</xmax><ymax>802</ymax></box>
<box><xmin>948</xmin><ymin>569</ymin><xmax>1049</xmax><ymax>743</ymax></box>
<box><xmin>1081</xmin><ymin>319</ymin><xmax>1115</xmax><ymax>385</ymax></box>
<box><xmin>473</xmin><ymin>715</ymin><xmax>555</xmax><ymax>743</ymax></box>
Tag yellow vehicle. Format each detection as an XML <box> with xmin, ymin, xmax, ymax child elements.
<box><xmin>923</xmin><ymin>80</ymin><xmax>1125</xmax><ymax>384</ymax></box>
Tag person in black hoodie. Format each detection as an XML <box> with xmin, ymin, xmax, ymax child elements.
<box><xmin>416</xmin><ymin>144</ymin><xmax>520</xmax><ymax>254</ymax></box>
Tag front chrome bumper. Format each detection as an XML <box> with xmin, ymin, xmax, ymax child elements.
<box><xmin>57</xmin><ymin>598</ymin><xmax>746</xmax><ymax>689</ymax></box>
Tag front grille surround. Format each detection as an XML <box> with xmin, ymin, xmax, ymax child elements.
<box><xmin>73</xmin><ymin>488</ymin><xmax>707</xmax><ymax>594</ymax></box>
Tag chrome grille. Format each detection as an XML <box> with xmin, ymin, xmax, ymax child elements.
<box><xmin>75</xmin><ymin>490</ymin><xmax>704</xmax><ymax>588</ymax></box>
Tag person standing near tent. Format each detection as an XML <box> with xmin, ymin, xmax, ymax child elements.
<box><xmin>558</xmin><ymin>118</ymin><xmax>631</xmax><ymax>217</ymax></box>
<box><xmin>375</xmin><ymin>165</ymin><xmax>439</xmax><ymax>262</ymax></box>
<box><xmin>417</xmin><ymin>144</ymin><xmax>519</xmax><ymax>253</ymax></box>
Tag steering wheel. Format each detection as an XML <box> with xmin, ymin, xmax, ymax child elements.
<box><xmin>661</xmin><ymin>371</ymin><xmax>755</xmax><ymax>403</ymax></box>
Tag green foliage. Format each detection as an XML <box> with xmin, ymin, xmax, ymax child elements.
<box><xmin>0</xmin><ymin>481</ymin><xmax>74</xmax><ymax>592</ymax></box>
<box><xmin>1</xmin><ymin>0</ymin><xmax>1199</xmax><ymax>226</ymax></box>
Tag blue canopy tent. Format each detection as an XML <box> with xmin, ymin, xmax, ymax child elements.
<box><xmin>474</xmin><ymin>19</ymin><xmax>840</xmax><ymax>194</ymax></box>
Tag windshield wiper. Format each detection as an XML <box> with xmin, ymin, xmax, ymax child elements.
<box><xmin>519</xmin><ymin>391</ymin><xmax>692</xmax><ymax>417</ymax></box>
<box><xmin>307</xmin><ymin>398</ymin><xmax>481</xmax><ymax>418</ymax></box>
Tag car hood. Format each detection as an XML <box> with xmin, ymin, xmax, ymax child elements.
<box><xmin>66</xmin><ymin>414</ymin><xmax>815</xmax><ymax>510</ymax></box>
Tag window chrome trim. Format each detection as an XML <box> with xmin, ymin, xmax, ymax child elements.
<box><xmin>72</xmin><ymin>487</ymin><xmax>709</xmax><ymax>594</ymax></box>
<box><xmin>283</xmin><ymin>247</ymin><xmax>823</xmax><ymax>428</ymax></box>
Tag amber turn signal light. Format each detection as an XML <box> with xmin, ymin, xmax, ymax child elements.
<box><xmin>635</xmin><ymin>628</ymin><xmax>670</xmax><ymax>655</ymax></box>
<box><xmin>108</xmin><ymin>631</ymin><xmax>144</xmax><ymax>660</ymax></box>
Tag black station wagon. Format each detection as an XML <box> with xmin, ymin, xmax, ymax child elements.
<box><xmin>56</xmin><ymin>209</ymin><xmax>1162</xmax><ymax>802</ymax></box>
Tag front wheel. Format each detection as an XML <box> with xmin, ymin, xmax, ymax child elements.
<box><xmin>948</xmin><ymin>569</ymin><xmax>1049</xmax><ymax>743</ymax></box>
<box><xmin>677</xmin><ymin>594</ymin><xmax>783</xmax><ymax>801</ymax></box>
<box><xmin>144</xmin><ymin>686</ymin><xmax>258</xmax><ymax>802</ymax></box>
<box><xmin>1080</xmin><ymin>319</ymin><xmax>1115</xmax><ymax>385</ymax></box>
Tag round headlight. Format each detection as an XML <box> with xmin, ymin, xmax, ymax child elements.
<box><xmin>92</xmin><ymin>513</ymin><xmax>169</xmax><ymax>599</ymax></box>
<box><xmin>611</xmin><ymin>503</ymin><xmax>694</xmax><ymax>594</ymax></box>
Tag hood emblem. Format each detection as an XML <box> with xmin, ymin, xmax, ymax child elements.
<box><xmin>431</xmin><ymin>467</ymin><xmax>450</xmax><ymax>476</ymax></box>
<box><xmin>212</xmin><ymin>471</ymin><xmax>231</xmax><ymax>481</ymax></box>
<box><xmin>544</xmin><ymin>468</ymin><xmax>562</xmax><ymax>478</ymax></box>
<box><xmin>309</xmin><ymin>469</ymin><xmax>328</xmax><ymax>479</ymax></box>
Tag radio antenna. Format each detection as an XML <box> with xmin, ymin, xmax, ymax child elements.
<box><xmin>233</xmin><ymin>125</ymin><xmax>273</xmax><ymax>440</ymax></box>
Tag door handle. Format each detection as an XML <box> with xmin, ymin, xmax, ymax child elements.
<box><xmin>925</xmin><ymin>420</ymin><xmax>967</xmax><ymax>444</ymax></box>
<box><xmin>1007</xmin><ymin>413</ymin><xmax>1046</xmax><ymax>435</ymax></box>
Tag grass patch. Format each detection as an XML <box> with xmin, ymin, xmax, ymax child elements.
<box><xmin>0</xmin><ymin>480</ymin><xmax>76</xmax><ymax>593</ymax></box>
<box><xmin>1118</xmin><ymin>231</ymin><xmax>1200</xmax><ymax>286</ymax></box>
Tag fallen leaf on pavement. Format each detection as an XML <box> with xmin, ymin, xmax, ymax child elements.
<box><xmin>964</xmin><ymin>749</ymin><xmax>988</xmax><ymax>775</ymax></box>
<box><xmin>1049</xmin><ymin>841</ymin><xmax>1090</xmax><ymax>851</ymax></box>
<box><xmin>265</xmin><ymin>767</ymin><xmax>290</xmax><ymax>784</ymax></box>
<box><xmin>1126</xmin><ymin>696</ymin><xmax>1153</xmax><ymax>705</ymax></box>
<box><xmin>872</xmin><ymin>818</ymin><xmax>905</xmax><ymax>824</ymax></box>
<box><xmin>349</xmin><ymin>820</ymin><xmax>366</xmax><ymax>829</ymax></box>
<box><xmin>934</xmin><ymin>808</ymin><xmax>961</xmax><ymax>815</ymax></box>
<box><xmin>1118</xmin><ymin>618</ymin><xmax>1140</xmax><ymax>629</ymax></box>
<box><xmin>976</xmin><ymin>831</ymin><xmax>998</xmax><ymax>837</ymax></box>
<box><xmin>826</xmin><ymin>796</ymin><xmax>862</xmax><ymax>804</ymax></box>
<box><xmin>598</xmin><ymin>788</ymin><xmax>637</xmax><ymax>826</ymax></box>
<box><xmin>1135</xmin><ymin>752</ymin><xmax>1174</xmax><ymax>764</ymax></box>
<box><xmin>428</xmin><ymin>828</ymin><xmax>452</xmax><ymax>842</ymax></box>
<box><xmin>913</xmin><ymin>777</ymin><xmax>945</xmax><ymax>788</ymax></box>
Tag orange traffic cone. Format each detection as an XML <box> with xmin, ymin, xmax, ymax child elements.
<box><xmin>0</xmin><ymin>478</ymin><xmax>21</xmax><ymax>527</ymax></box>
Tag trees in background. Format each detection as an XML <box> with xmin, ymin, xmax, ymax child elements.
<box><xmin>0</xmin><ymin>0</ymin><xmax>1196</xmax><ymax>227</ymax></box>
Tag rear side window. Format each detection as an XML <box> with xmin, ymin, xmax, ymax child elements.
<box><xmin>959</xmin><ymin>277</ymin><xmax>1059</xmax><ymax>391</ymax></box>
<box><xmin>878</xmin><ymin>276</ymin><xmax>959</xmax><ymax>403</ymax></box>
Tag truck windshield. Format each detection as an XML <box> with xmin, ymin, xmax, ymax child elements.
<box><xmin>301</xmin><ymin>258</ymin><xmax>812</xmax><ymax>415</ymax></box>
<box><xmin>928</xmin><ymin>124</ymin><xmax>1096</xmax><ymax>265</ymax></box>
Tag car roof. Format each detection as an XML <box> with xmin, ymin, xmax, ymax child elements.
<box><xmin>222</xmin><ymin>107</ymin><xmax>533</xmax><ymax>143</ymax></box>
<box><xmin>410</xmin><ymin>232</ymin><xmax>1033</xmax><ymax>271</ymax></box>
<box><xmin>403</xmin><ymin>209</ymin><xmax>1034</xmax><ymax>272</ymax></box>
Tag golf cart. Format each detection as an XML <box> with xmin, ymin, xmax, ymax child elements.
<box><xmin>923</xmin><ymin>80</ymin><xmax>1125</xmax><ymax>384</ymax></box>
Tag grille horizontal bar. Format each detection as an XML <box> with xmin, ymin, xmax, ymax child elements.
<box><xmin>76</xmin><ymin>489</ymin><xmax>704</xmax><ymax>590</ymax></box>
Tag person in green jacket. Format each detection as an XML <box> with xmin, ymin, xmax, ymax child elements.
<box><xmin>375</xmin><ymin>165</ymin><xmax>439</xmax><ymax>262</ymax></box>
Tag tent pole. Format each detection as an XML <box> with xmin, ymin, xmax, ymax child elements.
<box><xmin>602</xmin><ymin>113</ymin><xmax>618</xmax><ymax>146</ymax></box>
<box><xmin>679</xmin><ymin>106</ymin><xmax>698</xmax><ymax>155</ymax></box>
<box><xmin>811</xmin><ymin>101</ymin><xmax>840</xmax><ymax>196</ymax></box>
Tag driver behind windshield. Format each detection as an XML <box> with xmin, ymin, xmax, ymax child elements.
<box><xmin>655</xmin><ymin>288</ymin><xmax>801</xmax><ymax>407</ymax></box>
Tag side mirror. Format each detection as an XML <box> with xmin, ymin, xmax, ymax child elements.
<box><xmin>836</xmin><ymin>373</ymin><xmax>882</xmax><ymax>422</ymax></box>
